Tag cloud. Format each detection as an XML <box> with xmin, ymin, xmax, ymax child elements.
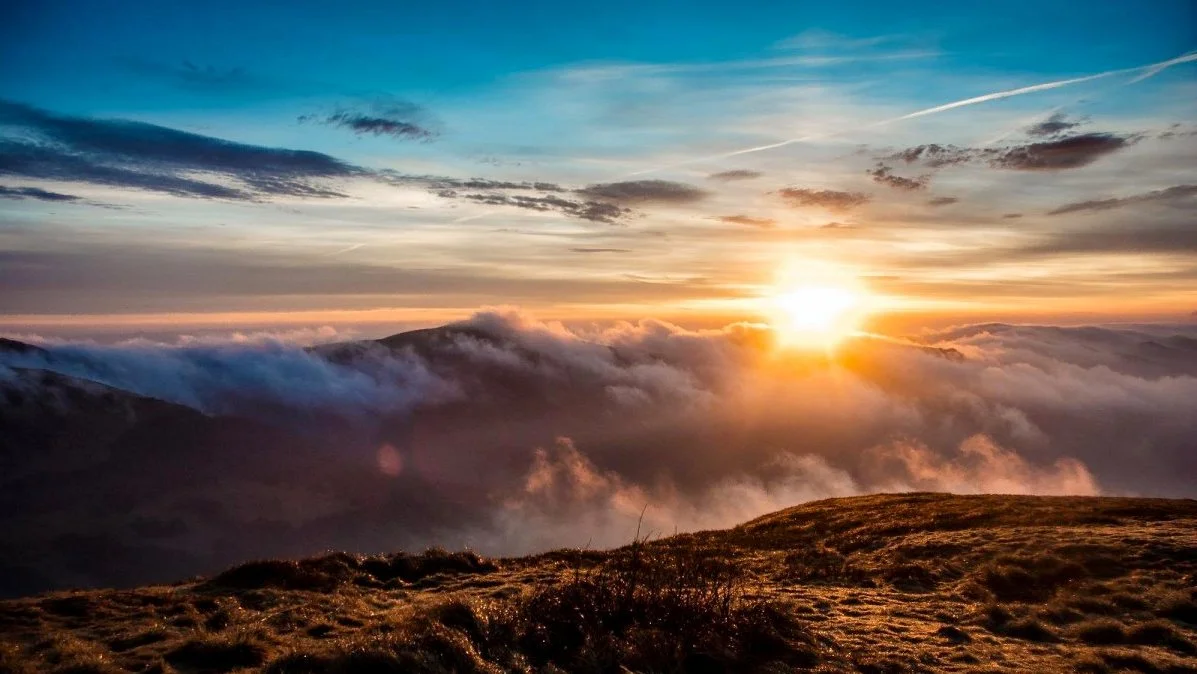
<box><xmin>454</xmin><ymin>192</ymin><xmax>631</xmax><ymax>223</ymax></box>
<box><xmin>772</xmin><ymin>29</ymin><xmax>898</xmax><ymax>52</ymax></box>
<box><xmin>885</xmin><ymin>143</ymin><xmax>975</xmax><ymax>168</ymax></box>
<box><xmin>300</xmin><ymin>100</ymin><xmax>437</xmax><ymax>141</ymax></box>
<box><xmin>1047</xmin><ymin>184</ymin><xmax>1197</xmax><ymax>215</ymax></box>
<box><xmin>576</xmin><ymin>180</ymin><xmax>709</xmax><ymax>204</ymax></box>
<box><xmin>777</xmin><ymin>187</ymin><xmax>870</xmax><ymax>211</ymax></box>
<box><xmin>990</xmin><ymin>132</ymin><xmax>1135</xmax><ymax>170</ymax></box>
<box><xmin>0</xmin><ymin>99</ymin><xmax>356</xmax><ymax>200</ymax></box>
<box><xmin>0</xmin><ymin>184</ymin><xmax>80</xmax><ymax>202</ymax></box>
<box><xmin>570</xmin><ymin>247</ymin><xmax>632</xmax><ymax>254</ymax></box>
<box><xmin>1026</xmin><ymin>112</ymin><xmax>1083</xmax><ymax>137</ymax></box>
<box><xmin>707</xmin><ymin>169</ymin><xmax>763</xmax><ymax>182</ymax></box>
<box><xmin>4</xmin><ymin>312</ymin><xmax>1197</xmax><ymax>593</ymax></box>
<box><xmin>886</xmin><ymin>132</ymin><xmax>1138</xmax><ymax>173</ymax></box>
<box><xmin>0</xmin><ymin>337</ymin><xmax>451</xmax><ymax>418</ymax></box>
<box><xmin>716</xmin><ymin>214</ymin><xmax>776</xmax><ymax>228</ymax></box>
<box><xmin>867</xmin><ymin>163</ymin><xmax>929</xmax><ymax>191</ymax></box>
<box><xmin>418</xmin><ymin>177</ymin><xmax>566</xmax><ymax>192</ymax></box>
<box><xmin>926</xmin><ymin>196</ymin><xmax>958</xmax><ymax>206</ymax></box>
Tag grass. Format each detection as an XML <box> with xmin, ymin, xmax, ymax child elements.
<box><xmin>1</xmin><ymin>493</ymin><xmax>1195</xmax><ymax>673</ymax></box>
<box><xmin>164</xmin><ymin>634</ymin><xmax>268</xmax><ymax>671</ymax></box>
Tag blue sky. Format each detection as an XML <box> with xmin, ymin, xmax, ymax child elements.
<box><xmin>1</xmin><ymin>1</ymin><xmax>1195</xmax><ymax>335</ymax></box>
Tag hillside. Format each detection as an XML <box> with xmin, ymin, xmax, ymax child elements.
<box><xmin>2</xmin><ymin>493</ymin><xmax>1195</xmax><ymax>673</ymax></box>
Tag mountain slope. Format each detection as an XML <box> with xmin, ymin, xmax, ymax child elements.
<box><xmin>1</xmin><ymin>493</ymin><xmax>1195</xmax><ymax>673</ymax></box>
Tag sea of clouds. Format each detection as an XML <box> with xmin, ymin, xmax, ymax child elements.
<box><xmin>2</xmin><ymin>309</ymin><xmax>1196</xmax><ymax>592</ymax></box>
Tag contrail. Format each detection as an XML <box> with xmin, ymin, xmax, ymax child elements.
<box><xmin>628</xmin><ymin>51</ymin><xmax>1197</xmax><ymax>176</ymax></box>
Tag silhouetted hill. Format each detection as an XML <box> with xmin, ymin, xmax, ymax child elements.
<box><xmin>1</xmin><ymin>494</ymin><xmax>1194</xmax><ymax>673</ymax></box>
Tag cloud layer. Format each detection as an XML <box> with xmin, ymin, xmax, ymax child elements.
<box><xmin>3</xmin><ymin>312</ymin><xmax>1196</xmax><ymax>594</ymax></box>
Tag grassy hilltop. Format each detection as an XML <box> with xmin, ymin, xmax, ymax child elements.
<box><xmin>2</xmin><ymin>493</ymin><xmax>1196</xmax><ymax>673</ymax></box>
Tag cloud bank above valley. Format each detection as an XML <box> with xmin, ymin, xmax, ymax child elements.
<box><xmin>3</xmin><ymin>311</ymin><xmax>1196</xmax><ymax>594</ymax></box>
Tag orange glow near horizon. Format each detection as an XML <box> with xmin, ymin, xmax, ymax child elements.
<box><xmin>763</xmin><ymin>262</ymin><xmax>874</xmax><ymax>349</ymax></box>
<box><xmin>768</xmin><ymin>285</ymin><xmax>870</xmax><ymax>349</ymax></box>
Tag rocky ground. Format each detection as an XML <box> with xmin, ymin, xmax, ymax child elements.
<box><xmin>2</xmin><ymin>493</ymin><xmax>1195</xmax><ymax>673</ymax></box>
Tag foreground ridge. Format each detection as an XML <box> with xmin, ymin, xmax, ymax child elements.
<box><xmin>2</xmin><ymin>493</ymin><xmax>1195</xmax><ymax>673</ymax></box>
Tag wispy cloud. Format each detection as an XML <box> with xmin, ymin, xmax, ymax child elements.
<box><xmin>629</xmin><ymin>51</ymin><xmax>1197</xmax><ymax>174</ymax></box>
<box><xmin>777</xmin><ymin>188</ymin><xmax>870</xmax><ymax>211</ymax></box>
<box><xmin>1048</xmin><ymin>184</ymin><xmax>1197</xmax><ymax>215</ymax></box>
<box><xmin>299</xmin><ymin>100</ymin><xmax>438</xmax><ymax>141</ymax></box>
<box><xmin>0</xmin><ymin>99</ymin><xmax>356</xmax><ymax>200</ymax></box>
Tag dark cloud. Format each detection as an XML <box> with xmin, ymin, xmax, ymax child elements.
<box><xmin>0</xmin><ymin>184</ymin><xmax>80</xmax><ymax>202</ymax></box>
<box><xmin>455</xmin><ymin>192</ymin><xmax>631</xmax><ymax>224</ymax></box>
<box><xmin>991</xmin><ymin>133</ymin><xmax>1134</xmax><ymax>171</ymax></box>
<box><xmin>576</xmin><ymin>180</ymin><xmax>709</xmax><ymax>204</ymax></box>
<box><xmin>1047</xmin><ymin>184</ymin><xmax>1197</xmax><ymax>216</ymax></box>
<box><xmin>413</xmin><ymin>176</ymin><xmax>566</xmax><ymax>192</ymax></box>
<box><xmin>886</xmin><ymin>131</ymin><xmax>1138</xmax><ymax>172</ymax></box>
<box><xmin>301</xmin><ymin>101</ymin><xmax>437</xmax><ymax>141</ymax></box>
<box><xmin>0</xmin><ymin>140</ymin><xmax>257</xmax><ymax>199</ymax></box>
<box><xmin>708</xmin><ymin>169</ymin><xmax>763</xmax><ymax>182</ymax></box>
<box><xmin>3</xmin><ymin>313</ymin><xmax>1196</xmax><ymax>594</ymax></box>
<box><xmin>886</xmin><ymin>143</ymin><xmax>974</xmax><ymax>168</ymax></box>
<box><xmin>570</xmin><ymin>247</ymin><xmax>632</xmax><ymax>254</ymax></box>
<box><xmin>778</xmin><ymin>187</ymin><xmax>870</xmax><ymax>211</ymax></box>
<box><xmin>1003</xmin><ymin>213</ymin><xmax>1023</xmax><ymax>219</ymax></box>
<box><xmin>716</xmin><ymin>215</ymin><xmax>776</xmax><ymax>228</ymax></box>
<box><xmin>867</xmin><ymin>163</ymin><xmax>929</xmax><ymax>191</ymax></box>
<box><xmin>1026</xmin><ymin>112</ymin><xmax>1083</xmax><ymax>138</ymax></box>
<box><xmin>1157</xmin><ymin>124</ymin><xmax>1197</xmax><ymax>140</ymax></box>
<box><xmin>1027</xmin><ymin>223</ymin><xmax>1197</xmax><ymax>255</ymax></box>
<box><xmin>927</xmin><ymin>196</ymin><xmax>958</xmax><ymax>207</ymax></box>
<box><xmin>0</xmin><ymin>99</ymin><xmax>356</xmax><ymax>200</ymax></box>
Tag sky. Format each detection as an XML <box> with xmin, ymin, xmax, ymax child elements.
<box><xmin>1</xmin><ymin>0</ymin><xmax>1196</xmax><ymax>337</ymax></box>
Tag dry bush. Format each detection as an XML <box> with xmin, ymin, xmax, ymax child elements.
<box><xmin>263</xmin><ymin>539</ymin><xmax>825</xmax><ymax>674</ymax></box>
<box><xmin>508</xmin><ymin>540</ymin><xmax>820</xmax><ymax>672</ymax></box>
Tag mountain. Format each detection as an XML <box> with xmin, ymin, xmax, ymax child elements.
<box><xmin>0</xmin><ymin>493</ymin><xmax>1194</xmax><ymax>673</ymax></box>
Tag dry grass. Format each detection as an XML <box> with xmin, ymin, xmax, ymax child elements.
<box><xmin>1</xmin><ymin>493</ymin><xmax>1195</xmax><ymax>673</ymax></box>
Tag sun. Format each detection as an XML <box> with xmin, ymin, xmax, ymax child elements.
<box><xmin>767</xmin><ymin>283</ymin><xmax>869</xmax><ymax>349</ymax></box>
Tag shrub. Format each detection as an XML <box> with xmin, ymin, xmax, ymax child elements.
<box><xmin>510</xmin><ymin>541</ymin><xmax>820</xmax><ymax>672</ymax></box>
